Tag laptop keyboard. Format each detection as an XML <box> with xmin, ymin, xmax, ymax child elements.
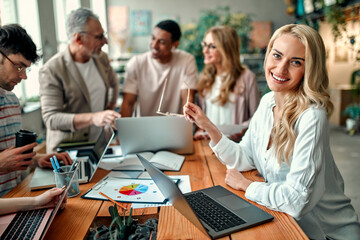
<box><xmin>1</xmin><ymin>209</ymin><xmax>47</xmax><ymax>240</ymax></box>
<box><xmin>185</xmin><ymin>192</ymin><xmax>246</xmax><ymax>232</ymax></box>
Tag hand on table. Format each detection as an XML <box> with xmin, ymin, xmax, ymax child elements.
<box><xmin>193</xmin><ymin>129</ymin><xmax>210</xmax><ymax>140</ymax></box>
<box><xmin>225</xmin><ymin>169</ymin><xmax>253</xmax><ymax>191</ymax></box>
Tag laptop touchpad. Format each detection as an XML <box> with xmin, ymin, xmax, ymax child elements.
<box><xmin>217</xmin><ymin>195</ymin><xmax>250</xmax><ymax>210</ymax></box>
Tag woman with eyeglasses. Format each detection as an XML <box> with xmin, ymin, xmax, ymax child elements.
<box><xmin>185</xmin><ymin>24</ymin><xmax>360</xmax><ymax>239</ymax></box>
<box><xmin>195</xmin><ymin>26</ymin><xmax>260</xmax><ymax>142</ymax></box>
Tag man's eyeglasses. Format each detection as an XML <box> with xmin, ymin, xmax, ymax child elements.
<box><xmin>80</xmin><ymin>31</ymin><xmax>107</xmax><ymax>41</ymax></box>
<box><xmin>156</xmin><ymin>78</ymin><xmax>190</xmax><ymax>117</ymax></box>
<box><xmin>0</xmin><ymin>50</ymin><xmax>30</xmax><ymax>74</ymax></box>
<box><xmin>201</xmin><ymin>41</ymin><xmax>216</xmax><ymax>51</ymax></box>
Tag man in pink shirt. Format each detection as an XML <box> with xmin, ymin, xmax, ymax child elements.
<box><xmin>121</xmin><ymin>20</ymin><xmax>198</xmax><ymax>117</ymax></box>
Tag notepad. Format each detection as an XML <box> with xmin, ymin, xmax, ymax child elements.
<box><xmin>103</xmin><ymin>151</ymin><xmax>185</xmax><ymax>171</ymax></box>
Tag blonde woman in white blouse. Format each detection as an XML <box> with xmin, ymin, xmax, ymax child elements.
<box><xmin>195</xmin><ymin>26</ymin><xmax>260</xmax><ymax>142</ymax></box>
<box><xmin>184</xmin><ymin>24</ymin><xmax>360</xmax><ymax>240</ymax></box>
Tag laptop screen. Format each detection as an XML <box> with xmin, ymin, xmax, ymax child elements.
<box><xmin>116</xmin><ymin>116</ymin><xmax>193</xmax><ymax>156</ymax></box>
<box><xmin>86</xmin><ymin>124</ymin><xmax>114</xmax><ymax>182</ymax></box>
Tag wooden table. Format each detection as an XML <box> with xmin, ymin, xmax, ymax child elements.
<box><xmin>3</xmin><ymin>140</ymin><xmax>308</xmax><ymax>240</ymax></box>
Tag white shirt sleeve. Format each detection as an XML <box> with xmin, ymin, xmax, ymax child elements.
<box><xmin>210</xmin><ymin>133</ymin><xmax>256</xmax><ymax>171</ymax></box>
<box><xmin>245</xmin><ymin>107</ymin><xmax>328</xmax><ymax>219</ymax></box>
<box><xmin>209</xmin><ymin>93</ymin><xmax>270</xmax><ymax>171</ymax></box>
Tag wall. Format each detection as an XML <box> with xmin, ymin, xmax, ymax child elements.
<box><xmin>319</xmin><ymin>20</ymin><xmax>360</xmax><ymax>125</ymax></box>
<box><xmin>107</xmin><ymin>0</ymin><xmax>295</xmax><ymax>55</ymax></box>
<box><xmin>319</xmin><ymin>21</ymin><xmax>360</xmax><ymax>88</ymax></box>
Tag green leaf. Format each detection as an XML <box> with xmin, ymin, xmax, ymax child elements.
<box><xmin>127</xmin><ymin>208</ymin><xmax>133</xmax><ymax>226</ymax></box>
<box><xmin>111</xmin><ymin>204</ymin><xmax>123</xmax><ymax>228</ymax></box>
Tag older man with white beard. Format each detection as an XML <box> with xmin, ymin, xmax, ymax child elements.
<box><xmin>120</xmin><ymin>20</ymin><xmax>198</xmax><ymax>117</ymax></box>
<box><xmin>39</xmin><ymin>8</ymin><xmax>120</xmax><ymax>153</ymax></box>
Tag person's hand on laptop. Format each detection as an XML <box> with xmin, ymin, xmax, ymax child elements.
<box><xmin>0</xmin><ymin>187</ymin><xmax>66</xmax><ymax>215</ymax></box>
<box><xmin>35</xmin><ymin>152</ymin><xmax>72</xmax><ymax>169</ymax></box>
<box><xmin>34</xmin><ymin>186</ymin><xmax>67</xmax><ymax>210</ymax></box>
<box><xmin>92</xmin><ymin>110</ymin><xmax>121</xmax><ymax>128</ymax></box>
<box><xmin>0</xmin><ymin>143</ymin><xmax>37</xmax><ymax>173</ymax></box>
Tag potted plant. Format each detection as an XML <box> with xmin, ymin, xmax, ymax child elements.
<box><xmin>88</xmin><ymin>204</ymin><xmax>158</xmax><ymax>239</ymax></box>
<box><xmin>344</xmin><ymin>103</ymin><xmax>360</xmax><ymax>135</ymax></box>
<box><xmin>343</xmin><ymin>69</ymin><xmax>360</xmax><ymax>135</ymax></box>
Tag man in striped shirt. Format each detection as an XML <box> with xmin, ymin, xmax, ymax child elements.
<box><xmin>0</xmin><ymin>24</ymin><xmax>71</xmax><ymax>197</ymax></box>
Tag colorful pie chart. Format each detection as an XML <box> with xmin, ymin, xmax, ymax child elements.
<box><xmin>119</xmin><ymin>184</ymin><xmax>148</xmax><ymax>196</ymax></box>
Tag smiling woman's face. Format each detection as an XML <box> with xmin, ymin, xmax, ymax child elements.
<box><xmin>202</xmin><ymin>33</ymin><xmax>222</xmax><ymax>67</ymax></box>
<box><xmin>265</xmin><ymin>34</ymin><xmax>305</xmax><ymax>94</ymax></box>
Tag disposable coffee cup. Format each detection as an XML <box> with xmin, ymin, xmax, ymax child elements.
<box><xmin>54</xmin><ymin>166</ymin><xmax>80</xmax><ymax>198</ymax></box>
<box><xmin>15</xmin><ymin>129</ymin><xmax>37</xmax><ymax>160</ymax></box>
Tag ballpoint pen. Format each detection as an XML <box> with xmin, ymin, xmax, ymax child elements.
<box><xmin>53</xmin><ymin>155</ymin><xmax>63</xmax><ymax>172</ymax></box>
<box><xmin>50</xmin><ymin>157</ymin><xmax>58</xmax><ymax>172</ymax></box>
<box><xmin>70</xmin><ymin>159</ymin><xmax>79</xmax><ymax>172</ymax></box>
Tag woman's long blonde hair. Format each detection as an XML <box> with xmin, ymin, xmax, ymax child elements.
<box><xmin>264</xmin><ymin>24</ymin><xmax>334</xmax><ymax>165</ymax></box>
<box><xmin>198</xmin><ymin>26</ymin><xmax>245</xmax><ymax>106</ymax></box>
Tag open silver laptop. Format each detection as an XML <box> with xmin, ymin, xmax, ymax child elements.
<box><xmin>137</xmin><ymin>154</ymin><xmax>274</xmax><ymax>239</ymax></box>
<box><xmin>0</xmin><ymin>163</ymin><xmax>79</xmax><ymax>240</ymax></box>
<box><xmin>30</xmin><ymin>125</ymin><xmax>114</xmax><ymax>190</ymax></box>
<box><xmin>116</xmin><ymin>116</ymin><xmax>193</xmax><ymax>156</ymax></box>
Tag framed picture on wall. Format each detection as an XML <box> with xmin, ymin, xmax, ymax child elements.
<box><xmin>107</xmin><ymin>6</ymin><xmax>129</xmax><ymax>56</ymax></box>
<box><xmin>130</xmin><ymin>10</ymin><xmax>152</xmax><ymax>36</ymax></box>
<box><xmin>250</xmin><ymin>21</ymin><xmax>272</xmax><ymax>51</ymax></box>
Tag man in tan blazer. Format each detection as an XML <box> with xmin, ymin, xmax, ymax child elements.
<box><xmin>39</xmin><ymin>8</ymin><xmax>120</xmax><ymax>153</ymax></box>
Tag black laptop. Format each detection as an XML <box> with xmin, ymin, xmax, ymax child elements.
<box><xmin>136</xmin><ymin>154</ymin><xmax>274</xmax><ymax>239</ymax></box>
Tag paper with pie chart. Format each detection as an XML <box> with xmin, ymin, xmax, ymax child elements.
<box><xmin>82</xmin><ymin>177</ymin><xmax>179</xmax><ymax>203</ymax></box>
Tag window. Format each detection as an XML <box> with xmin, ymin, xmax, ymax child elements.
<box><xmin>53</xmin><ymin>0</ymin><xmax>80</xmax><ymax>52</ymax></box>
<box><xmin>0</xmin><ymin>0</ymin><xmax>42</xmax><ymax>103</ymax></box>
<box><xmin>0</xmin><ymin>0</ymin><xmax>109</xmax><ymax>103</ymax></box>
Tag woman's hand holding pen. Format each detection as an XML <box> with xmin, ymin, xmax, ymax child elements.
<box><xmin>183</xmin><ymin>102</ymin><xmax>222</xmax><ymax>144</ymax></box>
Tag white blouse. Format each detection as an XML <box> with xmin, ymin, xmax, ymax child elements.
<box><xmin>205</xmin><ymin>74</ymin><xmax>235</xmax><ymax>125</ymax></box>
<box><xmin>210</xmin><ymin>92</ymin><xmax>360</xmax><ymax>240</ymax></box>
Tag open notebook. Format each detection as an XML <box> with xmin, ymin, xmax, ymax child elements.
<box><xmin>0</xmin><ymin>163</ymin><xmax>79</xmax><ymax>240</ymax></box>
